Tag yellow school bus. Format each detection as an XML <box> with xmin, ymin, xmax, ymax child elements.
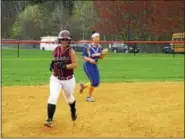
<box><xmin>171</xmin><ymin>33</ymin><xmax>185</xmax><ymax>53</ymax></box>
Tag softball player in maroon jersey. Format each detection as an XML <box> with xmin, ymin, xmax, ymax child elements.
<box><xmin>44</xmin><ymin>30</ymin><xmax>78</xmax><ymax>127</ymax></box>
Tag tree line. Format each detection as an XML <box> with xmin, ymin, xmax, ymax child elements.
<box><xmin>2</xmin><ymin>0</ymin><xmax>184</xmax><ymax>41</ymax></box>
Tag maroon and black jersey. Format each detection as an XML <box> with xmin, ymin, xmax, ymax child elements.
<box><xmin>53</xmin><ymin>46</ymin><xmax>73</xmax><ymax>77</ymax></box>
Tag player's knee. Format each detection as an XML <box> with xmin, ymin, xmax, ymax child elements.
<box><xmin>48</xmin><ymin>96</ymin><xmax>58</xmax><ymax>105</ymax></box>
<box><xmin>67</xmin><ymin>95</ymin><xmax>75</xmax><ymax>104</ymax></box>
<box><xmin>92</xmin><ymin>81</ymin><xmax>100</xmax><ymax>87</ymax></box>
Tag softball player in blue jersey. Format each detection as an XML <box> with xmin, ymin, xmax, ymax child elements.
<box><xmin>79</xmin><ymin>31</ymin><xmax>104</xmax><ymax>102</ymax></box>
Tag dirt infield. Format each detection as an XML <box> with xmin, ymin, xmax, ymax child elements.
<box><xmin>2</xmin><ymin>82</ymin><xmax>184</xmax><ymax>137</ymax></box>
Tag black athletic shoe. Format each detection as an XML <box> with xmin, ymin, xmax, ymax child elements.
<box><xmin>44</xmin><ymin>119</ymin><xmax>52</xmax><ymax>127</ymax></box>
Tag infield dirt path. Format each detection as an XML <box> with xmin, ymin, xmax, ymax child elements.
<box><xmin>2</xmin><ymin>82</ymin><xmax>184</xmax><ymax>137</ymax></box>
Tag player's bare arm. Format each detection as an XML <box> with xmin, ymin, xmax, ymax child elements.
<box><xmin>83</xmin><ymin>56</ymin><xmax>96</xmax><ymax>64</ymax></box>
<box><xmin>66</xmin><ymin>48</ymin><xmax>78</xmax><ymax>69</ymax></box>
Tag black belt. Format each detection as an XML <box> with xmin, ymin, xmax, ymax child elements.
<box><xmin>53</xmin><ymin>74</ymin><xmax>73</xmax><ymax>80</ymax></box>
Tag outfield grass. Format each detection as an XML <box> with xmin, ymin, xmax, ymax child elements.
<box><xmin>2</xmin><ymin>49</ymin><xmax>184</xmax><ymax>86</ymax></box>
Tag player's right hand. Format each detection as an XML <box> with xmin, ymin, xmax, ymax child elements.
<box><xmin>49</xmin><ymin>65</ymin><xmax>53</xmax><ymax>72</ymax></box>
<box><xmin>90</xmin><ymin>59</ymin><xmax>97</xmax><ymax>64</ymax></box>
<box><xmin>49</xmin><ymin>67</ymin><xmax>52</xmax><ymax>72</ymax></box>
<box><xmin>49</xmin><ymin>60</ymin><xmax>54</xmax><ymax>72</ymax></box>
<box><xmin>91</xmin><ymin>53</ymin><xmax>101</xmax><ymax>57</ymax></box>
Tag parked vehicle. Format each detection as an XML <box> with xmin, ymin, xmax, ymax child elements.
<box><xmin>40</xmin><ymin>37</ymin><xmax>85</xmax><ymax>52</ymax></box>
<box><xmin>128</xmin><ymin>44</ymin><xmax>140</xmax><ymax>53</ymax></box>
<box><xmin>71</xmin><ymin>43</ymin><xmax>84</xmax><ymax>52</ymax></box>
<box><xmin>161</xmin><ymin>45</ymin><xmax>174</xmax><ymax>53</ymax></box>
<box><xmin>71</xmin><ymin>40</ymin><xmax>89</xmax><ymax>52</ymax></box>
<box><xmin>40</xmin><ymin>36</ymin><xmax>58</xmax><ymax>51</ymax></box>
<box><xmin>112</xmin><ymin>43</ymin><xmax>140</xmax><ymax>53</ymax></box>
<box><xmin>112</xmin><ymin>43</ymin><xmax>128</xmax><ymax>53</ymax></box>
<box><xmin>171</xmin><ymin>32</ymin><xmax>184</xmax><ymax>54</ymax></box>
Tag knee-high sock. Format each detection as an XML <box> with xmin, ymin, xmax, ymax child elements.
<box><xmin>47</xmin><ymin>103</ymin><xmax>56</xmax><ymax>121</ymax></box>
<box><xmin>69</xmin><ymin>100</ymin><xmax>76</xmax><ymax>113</ymax></box>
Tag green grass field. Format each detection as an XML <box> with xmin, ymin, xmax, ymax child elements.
<box><xmin>2</xmin><ymin>49</ymin><xmax>184</xmax><ymax>86</ymax></box>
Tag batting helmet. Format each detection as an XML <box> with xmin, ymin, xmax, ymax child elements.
<box><xmin>58</xmin><ymin>30</ymin><xmax>72</xmax><ymax>40</ymax></box>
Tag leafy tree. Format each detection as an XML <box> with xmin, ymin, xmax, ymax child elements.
<box><xmin>11</xmin><ymin>4</ymin><xmax>51</xmax><ymax>39</ymax></box>
<box><xmin>93</xmin><ymin>0</ymin><xmax>184</xmax><ymax>40</ymax></box>
<box><xmin>72</xmin><ymin>1</ymin><xmax>98</xmax><ymax>40</ymax></box>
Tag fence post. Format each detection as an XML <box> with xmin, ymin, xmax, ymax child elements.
<box><xmin>133</xmin><ymin>43</ymin><xmax>136</xmax><ymax>56</ymax></box>
<box><xmin>133</xmin><ymin>50</ymin><xmax>136</xmax><ymax>56</ymax></box>
<box><xmin>173</xmin><ymin>45</ymin><xmax>175</xmax><ymax>57</ymax></box>
<box><xmin>17</xmin><ymin>40</ymin><xmax>20</xmax><ymax>58</ymax></box>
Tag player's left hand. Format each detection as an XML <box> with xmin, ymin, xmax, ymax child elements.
<box><xmin>100</xmin><ymin>48</ymin><xmax>108</xmax><ymax>59</ymax></box>
<box><xmin>101</xmin><ymin>48</ymin><xmax>108</xmax><ymax>55</ymax></box>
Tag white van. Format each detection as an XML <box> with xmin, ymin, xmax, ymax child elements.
<box><xmin>40</xmin><ymin>36</ymin><xmax>58</xmax><ymax>51</ymax></box>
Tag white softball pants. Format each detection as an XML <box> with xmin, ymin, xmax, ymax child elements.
<box><xmin>48</xmin><ymin>74</ymin><xmax>76</xmax><ymax>105</ymax></box>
